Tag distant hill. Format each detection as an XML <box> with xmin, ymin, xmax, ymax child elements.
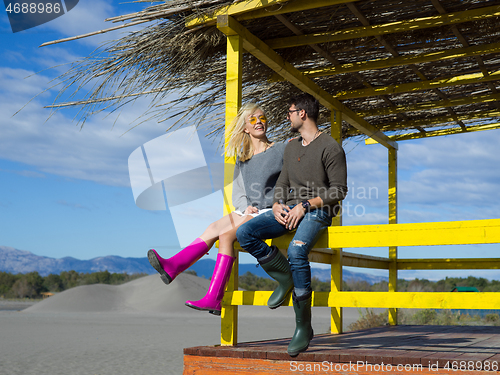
<box><xmin>0</xmin><ymin>246</ymin><xmax>387</xmax><ymax>284</ymax></box>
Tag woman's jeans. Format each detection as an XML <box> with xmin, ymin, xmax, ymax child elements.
<box><xmin>236</xmin><ymin>206</ymin><xmax>332</xmax><ymax>296</ymax></box>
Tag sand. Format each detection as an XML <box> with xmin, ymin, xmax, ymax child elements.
<box><xmin>1</xmin><ymin>274</ymin><xmax>365</xmax><ymax>375</ymax></box>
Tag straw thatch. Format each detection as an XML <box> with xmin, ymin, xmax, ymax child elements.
<box><xmin>45</xmin><ymin>0</ymin><xmax>500</xmax><ymax>143</ymax></box>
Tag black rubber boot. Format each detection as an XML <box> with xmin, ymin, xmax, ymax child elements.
<box><xmin>287</xmin><ymin>291</ymin><xmax>313</xmax><ymax>357</ymax></box>
<box><xmin>259</xmin><ymin>245</ymin><xmax>294</xmax><ymax>309</ymax></box>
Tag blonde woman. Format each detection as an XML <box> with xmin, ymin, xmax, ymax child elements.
<box><xmin>148</xmin><ymin>103</ymin><xmax>286</xmax><ymax>315</ymax></box>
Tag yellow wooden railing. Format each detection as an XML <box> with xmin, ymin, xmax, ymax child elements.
<box><xmin>220</xmin><ymin>219</ymin><xmax>500</xmax><ymax>346</ymax></box>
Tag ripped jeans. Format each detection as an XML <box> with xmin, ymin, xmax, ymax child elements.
<box><xmin>236</xmin><ymin>205</ymin><xmax>333</xmax><ymax>296</ymax></box>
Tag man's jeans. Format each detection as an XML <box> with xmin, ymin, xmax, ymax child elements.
<box><xmin>236</xmin><ymin>206</ymin><xmax>333</xmax><ymax>295</ymax></box>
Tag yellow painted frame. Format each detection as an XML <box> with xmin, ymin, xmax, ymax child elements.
<box><xmin>335</xmin><ymin>70</ymin><xmax>500</xmax><ymax>100</ymax></box>
<box><xmin>357</xmin><ymin>110</ymin><xmax>500</xmax><ymax>137</ymax></box>
<box><xmin>220</xmin><ymin>32</ymin><xmax>242</xmax><ymax>346</ymax></box>
<box><xmin>366</xmin><ymin>122</ymin><xmax>500</xmax><ymax>144</ymax></box>
<box><xmin>187</xmin><ymin>0</ymin><xmax>360</xmax><ymax>28</ymax></box>
<box><xmin>265</xmin><ymin>4</ymin><xmax>500</xmax><ymax>49</ymax></box>
<box><xmin>292</xmin><ymin>42</ymin><xmax>500</xmax><ymax>78</ymax></box>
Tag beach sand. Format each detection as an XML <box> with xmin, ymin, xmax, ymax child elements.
<box><xmin>1</xmin><ymin>274</ymin><xmax>365</xmax><ymax>375</ymax></box>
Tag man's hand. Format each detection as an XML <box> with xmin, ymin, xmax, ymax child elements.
<box><xmin>273</xmin><ymin>202</ymin><xmax>289</xmax><ymax>225</ymax></box>
<box><xmin>244</xmin><ymin>205</ymin><xmax>259</xmax><ymax>215</ymax></box>
<box><xmin>285</xmin><ymin>204</ymin><xmax>306</xmax><ymax>230</ymax></box>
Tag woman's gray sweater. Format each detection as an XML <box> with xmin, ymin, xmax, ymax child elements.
<box><xmin>232</xmin><ymin>142</ymin><xmax>286</xmax><ymax>212</ymax></box>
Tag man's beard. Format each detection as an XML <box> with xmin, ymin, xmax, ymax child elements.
<box><xmin>290</xmin><ymin>126</ymin><xmax>299</xmax><ymax>133</ymax></box>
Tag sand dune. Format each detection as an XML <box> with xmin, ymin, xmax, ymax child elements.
<box><xmin>25</xmin><ymin>274</ymin><xmax>211</xmax><ymax>314</ymax></box>
<box><xmin>3</xmin><ymin>273</ymin><xmax>368</xmax><ymax>374</ymax></box>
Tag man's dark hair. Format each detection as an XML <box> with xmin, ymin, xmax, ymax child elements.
<box><xmin>288</xmin><ymin>93</ymin><xmax>320</xmax><ymax>123</ymax></box>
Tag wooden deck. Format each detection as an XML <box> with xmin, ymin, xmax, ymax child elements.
<box><xmin>184</xmin><ymin>325</ymin><xmax>500</xmax><ymax>374</ymax></box>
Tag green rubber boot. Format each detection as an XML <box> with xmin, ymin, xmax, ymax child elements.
<box><xmin>259</xmin><ymin>246</ymin><xmax>294</xmax><ymax>309</ymax></box>
<box><xmin>287</xmin><ymin>291</ymin><xmax>314</xmax><ymax>357</ymax></box>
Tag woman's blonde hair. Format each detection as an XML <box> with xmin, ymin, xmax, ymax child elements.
<box><xmin>226</xmin><ymin>102</ymin><xmax>267</xmax><ymax>162</ymax></box>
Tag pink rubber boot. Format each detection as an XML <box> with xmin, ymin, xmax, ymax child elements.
<box><xmin>185</xmin><ymin>253</ymin><xmax>235</xmax><ymax>315</ymax></box>
<box><xmin>147</xmin><ymin>238</ymin><xmax>208</xmax><ymax>285</ymax></box>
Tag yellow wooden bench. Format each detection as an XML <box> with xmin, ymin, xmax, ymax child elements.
<box><xmin>220</xmin><ymin>218</ymin><xmax>500</xmax><ymax>345</ymax></box>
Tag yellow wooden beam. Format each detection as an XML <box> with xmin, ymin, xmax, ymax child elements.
<box><xmin>325</xmin><ymin>218</ymin><xmax>500</xmax><ymax>248</ymax></box>
<box><xmin>240</xmin><ymin>243</ymin><xmax>391</xmax><ymax>268</ymax></box>
<box><xmin>331</xmin><ymin>243</ymin><xmax>343</xmax><ymax>334</ymax></box>
<box><xmin>187</xmin><ymin>0</ymin><xmax>360</xmax><ymax>28</ymax></box>
<box><xmin>301</xmin><ymin>42</ymin><xmax>500</xmax><ymax>78</ymax></box>
<box><xmin>366</xmin><ymin>122</ymin><xmax>500</xmax><ymax>144</ymax></box>
<box><xmin>217</xmin><ymin>15</ymin><xmax>398</xmax><ymax>150</ymax></box>
<box><xmin>388</xmin><ymin>147</ymin><xmax>398</xmax><ymax>325</ymax></box>
<box><xmin>359</xmin><ymin>109</ymin><xmax>500</xmax><ymax>138</ymax></box>
<box><xmin>330</xmin><ymin>110</ymin><xmax>343</xmax><ymax>334</ymax></box>
<box><xmin>186</xmin><ymin>0</ymin><xmax>287</xmax><ymax>28</ymax></box>
<box><xmin>265</xmin><ymin>5</ymin><xmax>500</xmax><ymax>49</ymax></box>
<box><xmin>266</xmin><ymin>218</ymin><xmax>500</xmax><ymax>249</ymax></box>
<box><xmin>220</xmin><ymin>32</ymin><xmax>243</xmax><ymax>347</ymax></box>
<box><xmin>326</xmin><ymin>291</ymin><xmax>500</xmax><ymax>309</ymax></box>
<box><xmin>397</xmin><ymin>258</ymin><xmax>500</xmax><ymax>270</ymax></box>
<box><xmin>358</xmin><ymin>93</ymin><xmax>500</xmax><ymax>117</ymax></box>
<box><xmin>224</xmin><ymin>291</ymin><xmax>500</xmax><ymax>309</ymax></box>
<box><xmin>336</xmin><ymin>70</ymin><xmax>500</xmax><ymax>100</ymax></box>
<box><xmin>342</xmin><ymin>251</ymin><xmax>390</xmax><ymax>269</ymax></box>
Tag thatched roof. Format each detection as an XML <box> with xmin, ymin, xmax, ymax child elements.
<box><xmin>45</xmin><ymin>0</ymin><xmax>500</xmax><ymax>145</ymax></box>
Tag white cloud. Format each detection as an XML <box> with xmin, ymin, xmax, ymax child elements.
<box><xmin>397</xmin><ymin>132</ymin><xmax>500</xmax><ymax>222</ymax></box>
<box><xmin>0</xmin><ymin>66</ymin><xmax>196</xmax><ymax>187</ymax></box>
<box><xmin>342</xmin><ymin>130</ymin><xmax>500</xmax><ymax>225</ymax></box>
<box><xmin>38</xmin><ymin>0</ymin><xmax>152</xmax><ymax>47</ymax></box>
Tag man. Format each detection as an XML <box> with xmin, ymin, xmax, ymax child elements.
<box><xmin>236</xmin><ymin>93</ymin><xmax>348</xmax><ymax>356</ymax></box>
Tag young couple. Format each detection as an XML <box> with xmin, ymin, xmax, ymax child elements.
<box><xmin>148</xmin><ymin>93</ymin><xmax>348</xmax><ymax>356</ymax></box>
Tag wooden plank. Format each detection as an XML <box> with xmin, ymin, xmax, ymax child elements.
<box><xmin>186</xmin><ymin>0</ymin><xmax>287</xmax><ymax>28</ymax></box>
<box><xmin>336</xmin><ymin>70</ymin><xmax>500</xmax><ymax>100</ymax></box>
<box><xmin>220</xmin><ymin>32</ymin><xmax>242</xmax><ymax>347</ymax></box>
<box><xmin>325</xmin><ymin>219</ymin><xmax>500</xmax><ymax>248</ymax></box>
<box><xmin>223</xmin><ymin>291</ymin><xmax>500</xmax><ymax>309</ymax></box>
<box><xmin>187</xmin><ymin>0</ymin><xmax>360</xmax><ymax>28</ymax></box>
<box><xmin>265</xmin><ymin>5</ymin><xmax>500</xmax><ymax>49</ymax></box>
<box><xmin>342</xmin><ymin>251</ymin><xmax>390</xmax><ymax>269</ymax></box>
<box><xmin>366</xmin><ymin>123</ymin><xmax>500</xmax><ymax>144</ymax></box>
<box><xmin>326</xmin><ymin>291</ymin><xmax>500</xmax><ymax>309</ymax></box>
<box><xmin>357</xmin><ymin>110</ymin><xmax>500</xmax><ymax>137</ymax></box>
<box><xmin>358</xmin><ymin>93</ymin><xmax>500</xmax><ymax>117</ymax></box>
<box><xmin>388</xmin><ymin>147</ymin><xmax>398</xmax><ymax>325</ymax></box>
<box><xmin>397</xmin><ymin>258</ymin><xmax>500</xmax><ymax>270</ymax></box>
<box><xmin>302</xmin><ymin>42</ymin><xmax>500</xmax><ymax>78</ymax></box>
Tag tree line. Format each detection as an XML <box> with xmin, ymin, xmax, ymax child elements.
<box><xmin>2</xmin><ymin>269</ymin><xmax>500</xmax><ymax>300</ymax></box>
<box><xmin>0</xmin><ymin>270</ymin><xmax>147</xmax><ymax>299</ymax></box>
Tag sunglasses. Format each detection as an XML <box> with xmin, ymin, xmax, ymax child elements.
<box><xmin>249</xmin><ymin>115</ymin><xmax>267</xmax><ymax>125</ymax></box>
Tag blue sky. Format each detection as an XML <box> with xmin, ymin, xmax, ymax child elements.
<box><xmin>1</xmin><ymin>0</ymin><xmax>500</xmax><ymax>281</ymax></box>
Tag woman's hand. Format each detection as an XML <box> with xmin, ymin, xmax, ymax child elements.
<box><xmin>273</xmin><ymin>202</ymin><xmax>289</xmax><ymax>226</ymax></box>
<box><xmin>244</xmin><ymin>205</ymin><xmax>259</xmax><ymax>215</ymax></box>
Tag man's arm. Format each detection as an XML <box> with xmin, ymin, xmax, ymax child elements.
<box><xmin>320</xmin><ymin>144</ymin><xmax>348</xmax><ymax>206</ymax></box>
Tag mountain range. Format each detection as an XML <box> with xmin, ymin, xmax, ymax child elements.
<box><xmin>0</xmin><ymin>245</ymin><xmax>387</xmax><ymax>284</ymax></box>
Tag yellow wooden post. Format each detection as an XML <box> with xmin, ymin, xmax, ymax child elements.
<box><xmin>220</xmin><ymin>32</ymin><xmax>242</xmax><ymax>346</ymax></box>
<box><xmin>330</xmin><ymin>110</ymin><xmax>343</xmax><ymax>334</ymax></box>
<box><xmin>388</xmin><ymin>147</ymin><xmax>398</xmax><ymax>325</ymax></box>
